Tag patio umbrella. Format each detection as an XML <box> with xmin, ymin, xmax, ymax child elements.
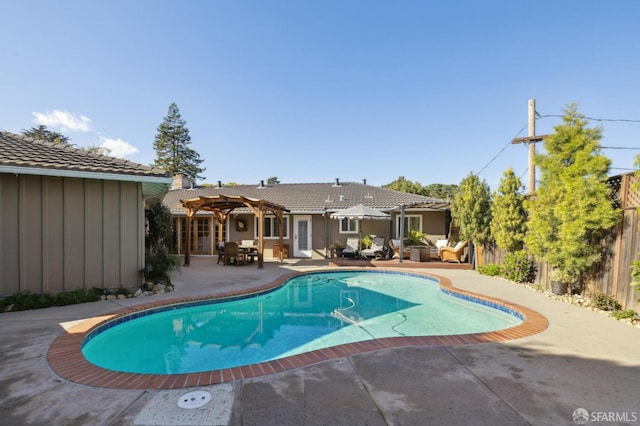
<box><xmin>330</xmin><ymin>204</ymin><xmax>390</xmax><ymax>252</ymax></box>
<box><xmin>329</xmin><ymin>204</ymin><xmax>390</xmax><ymax>221</ymax></box>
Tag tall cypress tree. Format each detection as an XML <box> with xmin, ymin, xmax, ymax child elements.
<box><xmin>152</xmin><ymin>103</ymin><xmax>205</xmax><ymax>181</ymax></box>
<box><xmin>525</xmin><ymin>104</ymin><xmax>619</xmax><ymax>284</ymax></box>
<box><xmin>450</xmin><ymin>172</ymin><xmax>492</xmax><ymax>246</ymax></box>
<box><xmin>490</xmin><ymin>168</ymin><xmax>526</xmax><ymax>253</ymax></box>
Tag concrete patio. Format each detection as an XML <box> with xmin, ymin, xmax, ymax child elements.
<box><xmin>1</xmin><ymin>256</ymin><xmax>639</xmax><ymax>425</ymax></box>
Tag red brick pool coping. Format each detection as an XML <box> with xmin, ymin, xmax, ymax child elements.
<box><xmin>47</xmin><ymin>269</ymin><xmax>548</xmax><ymax>390</ymax></box>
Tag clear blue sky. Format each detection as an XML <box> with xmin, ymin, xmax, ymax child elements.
<box><xmin>2</xmin><ymin>1</ymin><xmax>639</xmax><ymax>190</ymax></box>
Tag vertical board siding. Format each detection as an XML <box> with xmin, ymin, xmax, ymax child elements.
<box><xmin>120</xmin><ymin>182</ymin><xmax>140</xmax><ymax>286</ymax></box>
<box><xmin>0</xmin><ymin>173</ymin><xmax>145</xmax><ymax>297</ymax></box>
<box><xmin>43</xmin><ymin>177</ymin><xmax>64</xmax><ymax>292</ymax></box>
<box><xmin>64</xmin><ymin>179</ymin><xmax>85</xmax><ymax>291</ymax></box>
<box><xmin>0</xmin><ymin>174</ymin><xmax>20</xmax><ymax>296</ymax></box>
<box><xmin>103</xmin><ymin>181</ymin><xmax>121</xmax><ymax>288</ymax></box>
<box><xmin>85</xmin><ymin>179</ymin><xmax>104</xmax><ymax>288</ymax></box>
<box><xmin>21</xmin><ymin>175</ymin><xmax>43</xmax><ymax>293</ymax></box>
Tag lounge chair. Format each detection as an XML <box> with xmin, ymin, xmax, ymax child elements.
<box><xmin>431</xmin><ymin>239</ymin><xmax>448</xmax><ymax>259</ymax></box>
<box><xmin>341</xmin><ymin>238</ymin><xmax>360</xmax><ymax>258</ymax></box>
<box><xmin>360</xmin><ymin>237</ymin><xmax>386</xmax><ymax>259</ymax></box>
<box><xmin>439</xmin><ymin>240</ymin><xmax>468</xmax><ymax>263</ymax></box>
<box><xmin>389</xmin><ymin>239</ymin><xmax>411</xmax><ymax>259</ymax></box>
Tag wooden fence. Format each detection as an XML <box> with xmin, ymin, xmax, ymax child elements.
<box><xmin>483</xmin><ymin>172</ymin><xmax>640</xmax><ymax>311</ymax></box>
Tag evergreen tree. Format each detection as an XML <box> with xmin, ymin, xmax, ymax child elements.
<box><xmin>422</xmin><ymin>183</ymin><xmax>459</xmax><ymax>200</ymax></box>
<box><xmin>450</xmin><ymin>172</ymin><xmax>492</xmax><ymax>246</ymax></box>
<box><xmin>21</xmin><ymin>125</ymin><xmax>71</xmax><ymax>146</ymax></box>
<box><xmin>383</xmin><ymin>177</ymin><xmax>457</xmax><ymax>199</ymax></box>
<box><xmin>524</xmin><ymin>104</ymin><xmax>619</xmax><ymax>284</ymax></box>
<box><xmin>383</xmin><ymin>176</ymin><xmax>423</xmax><ymax>194</ymax></box>
<box><xmin>490</xmin><ymin>168</ymin><xmax>526</xmax><ymax>253</ymax></box>
<box><xmin>152</xmin><ymin>103</ymin><xmax>205</xmax><ymax>181</ymax></box>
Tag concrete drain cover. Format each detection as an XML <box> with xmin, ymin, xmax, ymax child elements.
<box><xmin>177</xmin><ymin>390</ymin><xmax>212</xmax><ymax>409</ymax></box>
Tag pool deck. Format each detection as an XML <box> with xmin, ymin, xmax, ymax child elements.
<box><xmin>1</xmin><ymin>256</ymin><xmax>639</xmax><ymax>425</ymax></box>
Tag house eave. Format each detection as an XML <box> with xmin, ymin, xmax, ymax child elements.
<box><xmin>0</xmin><ymin>165</ymin><xmax>172</xmax><ymax>199</ymax></box>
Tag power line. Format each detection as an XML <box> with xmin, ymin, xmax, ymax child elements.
<box><xmin>536</xmin><ymin>112</ymin><xmax>640</xmax><ymax>123</ymax></box>
<box><xmin>601</xmin><ymin>146</ymin><xmax>640</xmax><ymax>150</ymax></box>
<box><xmin>476</xmin><ymin>123</ymin><xmax>527</xmax><ymax>176</ymax></box>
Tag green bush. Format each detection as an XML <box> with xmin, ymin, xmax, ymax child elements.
<box><xmin>1</xmin><ymin>288</ymin><xmax>102</xmax><ymax>312</ymax></box>
<box><xmin>630</xmin><ymin>257</ymin><xmax>640</xmax><ymax>302</ymax></box>
<box><xmin>590</xmin><ymin>292</ymin><xmax>622</xmax><ymax>311</ymax></box>
<box><xmin>145</xmin><ymin>202</ymin><xmax>181</xmax><ymax>285</ymax></box>
<box><xmin>478</xmin><ymin>263</ymin><xmax>502</xmax><ymax>276</ymax></box>
<box><xmin>360</xmin><ymin>235</ymin><xmax>373</xmax><ymax>249</ymax></box>
<box><xmin>501</xmin><ymin>250</ymin><xmax>536</xmax><ymax>283</ymax></box>
<box><xmin>612</xmin><ymin>309</ymin><xmax>637</xmax><ymax>320</ymax></box>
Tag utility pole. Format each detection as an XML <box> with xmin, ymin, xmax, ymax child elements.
<box><xmin>512</xmin><ymin>99</ymin><xmax>549</xmax><ymax>195</ymax></box>
<box><xmin>528</xmin><ymin>99</ymin><xmax>536</xmax><ymax>194</ymax></box>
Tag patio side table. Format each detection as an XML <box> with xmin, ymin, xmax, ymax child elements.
<box><xmin>409</xmin><ymin>246</ymin><xmax>430</xmax><ymax>262</ymax></box>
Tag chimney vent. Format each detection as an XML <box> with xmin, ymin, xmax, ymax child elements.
<box><xmin>333</xmin><ymin>178</ymin><xmax>341</xmax><ymax>187</ymax></box>
<box><xmin>217</xmin><ymin>180</ymin><xmax>223</xmax><ymax>188</ymax></box>
<box><xmin>362</xmin><ymin>178</ymin><xmax>367</xmax><ymax>185</ymax></box>
<box><xmin>258</xmin><ymin>180</ymin><xmax>265</xmax><ymax>188</ymax></box>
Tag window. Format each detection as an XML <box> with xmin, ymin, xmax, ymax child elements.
<box><xmin>396</xmin><ymin>215</ymin><xmax>422</xmax><ymax>238</ymax></box>
<box><xmin>255</xmin><ymin>215</ymin><xmax>289</xmax><ymax>238</ymax></box>
<box><xmin>339</xmin><ymin>217</ymin><xmax>358</xmax><ymax>234</ymax></box>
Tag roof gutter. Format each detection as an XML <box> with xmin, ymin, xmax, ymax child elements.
<box><xmin>0</xmin><ymin>165</ymin><xmax>172</xmax><ymax>184</ymax></box>
<box><xmin>1</xmin><ymin>165</ymin><xmax>172</xmax><ymax>200</ymax></box>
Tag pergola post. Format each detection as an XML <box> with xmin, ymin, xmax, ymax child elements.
<box><xmin>257</xmin><ymin>209</ymin><xmax>265</xmax><ymax>268</ymax></box>
<box><xmin>277</xmin><ymin>212</ymin><xmax>284</xmax><ymax>262</ymax></box>
<box><xmin>184</xmin><ymin>209</ymin><xmax>194</xmax><ymax>266</ymax></box>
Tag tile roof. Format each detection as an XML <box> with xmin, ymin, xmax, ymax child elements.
<box><xmin>164</xmin><ymin>181</ymin><xmax>449</xmax><ymax>214</ymax></box>
<box><xmin>0</xmin><ymin>131</ymin><xmax>169</xmax><ymax>178</ymax></box>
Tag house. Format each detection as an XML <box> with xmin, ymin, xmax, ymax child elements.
<box><xmin>0</xmin><ymin>131</ymin><xmax>172</xmax><ymax>297</ymax></box>
<box><xmin>163</xmin><ymin>177</ymin><xmax>451</xmax><ymax>259</ymax></box>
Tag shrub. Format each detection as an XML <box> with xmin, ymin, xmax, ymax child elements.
<box><xmin>501</xmin><ymin>250</ymin><xmax>536</xmax><ymax>283</ymax></box>
<box><xmin>360</xmin><ymin>235</ymin><xmax>373</xmax><ymax>249</ymax></box>
<box><xmin>145</xmin><ymin>246</ymin><xmax>181</xmax><ymax>285</ymax></box>
<box><xmin>145</xmin><ymin>201</ymin><xmax>181</xmax><ymax>285</ymax></box>
<box><xmin>612</xmin><ymin>309</ymin><xmax>637</xmax><ymax>320</ymax></box>
<box><xmin>1</xmin><ymin>288</ymin><xmax>102</xmax><ymax>312</ymax></box>
<box><xmin>590</xmin><ymin>292</ymin><xmax>622</xmax><ymax>311</ymax></box>
<box><xmin>405</xmin><ymin>230</ymin><xmax>426</xmax><ymax>246</ymax></box>
<box><xmin>478</xmin><ymin>263</ymin><xmax>502</xmax><ymax>276</ymax></box>
<box><xmin>630</xmin><ymin>257</ymin><xmax>640</xmax><ymax>302</ymax></box>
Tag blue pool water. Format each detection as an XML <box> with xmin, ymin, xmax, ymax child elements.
<box><xmin>82</xmin><ymin>271</ymin><xmax>522</xmax><ymax>374</ymax></box>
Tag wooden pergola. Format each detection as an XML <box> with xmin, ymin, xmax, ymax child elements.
<box><xmin>180</xmin><ymin>194</ymin><xmax>289</xmax><ymax>268</ymax></box>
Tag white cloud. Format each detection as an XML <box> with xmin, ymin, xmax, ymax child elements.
<box><xmin>32</xmin><ymin>110</ymin><xmax>92</xmax><ymax>132</ymax></box>
<box><xmin>99</xmin><ymin>136</ymin><xmax>139</xmax><ymax>159</ymax></box>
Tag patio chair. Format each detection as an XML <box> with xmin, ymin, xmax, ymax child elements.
<box><xmin>240</xmin><ymin>240</ymin><xmax>258</xmax><ymax>263</ymax></box>
<box><xmin>389</xmin><ymin>239</ymin><xmax>410</xmax><ymax>259</ymax></box>
<box><xmin>431</xmin><ymin>239</ymin><xmax>448</xmax><ymax>259</ymax></box>
<box><xmin>224</xmin><ymin>242</ymin><xmax>243</xmax><ymax>266</ymax></box>
<box><xmin>360</xmin><ymin>237</ymin><xmax>386</xmax><ymax>259</ymax></box>
<box><xmin>216</xmin><ymin>241</ymin><xmax>225</xmax><ymax>264</ymax></box>
<box><xmin>439</xmin><ymin>240</ymin><xmax>468</xmax><ymax>263</ymax></box>
<box><xmin>341</xmin><ymin>237</ymin><xmax>360</xmax><ymax>258</ymax></box>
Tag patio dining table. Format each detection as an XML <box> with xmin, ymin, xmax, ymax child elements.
<box><xmin>238</xmin><ymin>244</ymin><xmax>258</xmax><ymax>264</ymax></box>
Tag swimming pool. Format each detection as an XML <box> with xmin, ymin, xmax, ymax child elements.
<box><xmin>82</xmin><ymin>271</ymin><xmax>523</xmax><ymax>374</ymax></box>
